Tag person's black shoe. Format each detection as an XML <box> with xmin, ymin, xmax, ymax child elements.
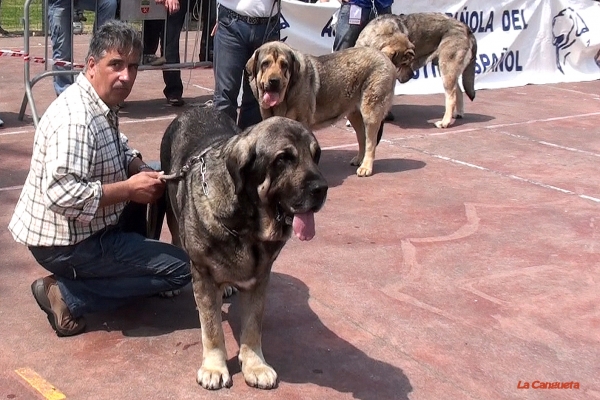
<box><xmin>31</xmin><ymin>276</ymin><xmax>86</xmax><ymax>337</ymax></box>
<box><xmin>167</xmin><ymin>97</ymin><xmax>185</xmax><ymax>107</ymax></box>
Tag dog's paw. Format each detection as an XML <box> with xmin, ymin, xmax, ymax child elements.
<box><xmin>434</xmin><ymin>118</ymin><xmax>455</xmax><ymax>128</ymax></box>
<box><xmin>197</xmin><ymin>366</ymin><xmax>233</xmax><ymax>390</ymax></box>
<box><xmin>356</xmin><ymin>165</ymin><xmax>373</xmax><ymax>177</ymax></box>
<box><xmin>243</xmin><ymin>364</ymin><xmax>278</xmax><ymax>389</ymax></box>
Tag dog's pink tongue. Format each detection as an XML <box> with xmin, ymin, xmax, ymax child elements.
<box><xmin>293</xmin><ymin>212</ymin><xmax>315</xmax><ymax>241</ymax></box>
<box><xmin>263</xmin><ymin>92</ymin><xmax>279</xmax><ymax>107</ymax></box>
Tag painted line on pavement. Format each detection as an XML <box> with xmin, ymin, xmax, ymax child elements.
<box><xmin>405</xmin><ymin>146</ymin><xmax>600</xmax><ymax>204</ymax></box>
<box><xmin>0</xmin><ymin>129</ymin><xmax>33</xmax><ymax>136</ymax></box>
<box><xmin>14</xmin><ymin>368</ymin><xmax>66</xmax><ymax>400</ymax></box>
<box><xmin>2</xmin><ymin>110</ymin><xmax>600</xmax><ymax>138</ymax></box>
<box><xmin>428</xmin><ymin>111</ymin><xmax>600</xmax><ymax>137</ymax></box>
<box><xmin>499</xmin><ymin>131</ymin><xmax>600</xmax><ymax>158</ymax></box>
<box><xmin>0</xmin><ymin>185</ymin><xmax>24</xmax><ymax>192</ymax></box>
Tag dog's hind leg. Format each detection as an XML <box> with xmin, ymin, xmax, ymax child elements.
<box><xmin>357</xmin><ymin>120</ymin><xmax>382</xmax><ymax>177</ymax></box>
<box><xmin>455</xmin><ymin>82</ymin><xmax>465</xmax><ymax>119</ymax></box>
<box><xmin>238</xmin><ymin>280</ymin><xmax>278</xmax><ymax>389</ymax></box>
<box><xmin>377</xmin><ymin>121</ymin><xmax>384</xmax><ymax>145</ymax></box>
<box><xmin>436</xmin><ymin>41</ymin><xmax>472</xmax><ymax>128</ymax></box>
<box><xmin>353</xmin><ymin>87</ymin><xmax>392</xmax><ymax>176</ymax></box>
<box><xmin>347</xmin><ymin>110</ymin><xmax>366</xmax><ymax>167</ymax></box>
<box><xmin>436</xmin><ymin>70</ymin><xmax>458</xmax><ymax>128</ymax></box>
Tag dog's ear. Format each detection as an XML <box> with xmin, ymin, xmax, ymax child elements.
<box><xmin>246</xmin><ymin>49</ymin><xmax>260</xmax><ymax>79</ymax></box>
<box><xmin>310</xmin><ymin>140</ymin><xmax>321</xmax><ymax>165</ymax></box>
<box><xmin>402</xmin><ymin>48</ymin><xmax>415</xmax><ymax>65</ymax></box>
<box><xmin>573</xmin><ymin>11</ymin><xmax>589</xmax><ymax>36</ymax></box>
<box><xmin>287</xmin><ymin>49</ymin><xmax>301</xmax><ymax>89</ymax></box>
<box><xmin>226</xmin><ymin>135</ymin><xmax>257</xmax><ymax>195</ymax></box>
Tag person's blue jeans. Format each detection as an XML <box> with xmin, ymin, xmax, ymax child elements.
<box><xmin>47</xmin><ymin>0</ymin><xmax>117</xmax><ymax>95</ymax></box>
<box><xmin>28</xmin><ymin>216</ymin><xmax>190</xmax><ymax>319</ymax></box>
<box><xmin>333</xmin><ymin>4</ymin><xmax>392</xmax><ymax>51</ymax></box>
<box><xmin>213</xmin><ymin>5</ymin><xmax>280</xmax><ymax>129</ymax></box>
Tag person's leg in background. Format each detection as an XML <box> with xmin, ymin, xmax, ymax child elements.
<box><xmin>162</xmin><ymin>0</ymin><xmax>188</xmax><ymax>106</ymax></box>
<box><xmin>237</xmin><ymin>18</ymin><xmax>280</xmax><ymax>129</ymax></box>
<box><xmin>142</xmin><ymin>19</ymin><xmax>163</xmax><ymax>63</ymax></box>
<box><xmin>332</xmin><ymin>3</ymin><xmax>365</xmax><ymax>51</ymax></box>
<box><xmin>77</xmin><ymin>0</ymin><xmax>117</xmax><ymax>27</ymax></box>
<box><xmin>199</xmin><ymin>0</ymin><xmax>216</xmax><ymax>62</ymax></box>
<box><xmin>334</xmin><ymin>3</ymin><xmax>395</xmax><ymax>124</ymax></box>
<box><xmin>213</xmin><ymin>8</ymin><xmax>252</xmax><ymax>123</ymax></box>
<box><xmin>333</xmin><ymin>4</ymin><xmax>391</xmax><ymax>51</ymax></box>
<box><xmin>47</xmin><ymin>0</ymin><xmax>75</xmax><ymax>96</ymax></box>
<box><xmin>48</xmin><ymin>0</ymin><xmax>117</xmax><ymax>96</ymax></box>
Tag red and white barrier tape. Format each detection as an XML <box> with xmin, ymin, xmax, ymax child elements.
<box><xmin>0</xmin><ymin>49</ymin><xmax>84</xmax><ymax>68</ymax></box>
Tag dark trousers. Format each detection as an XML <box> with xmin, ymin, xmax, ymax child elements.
<box><xmin>28</xmin><ymin>202</ymin><xmax>190</xmax><ymax>318</ymax></box>
<box><xmin>198</xmin><ymin>0</ymin><xmax>216</xmax><ymax>62</ymax></box>
<box><xmin>333</xmin><ymin>4</ymin><xmax>392</xmax><ymax>51</ymax></box>
<box><xmin>142</xmin><ymin>0</ymin><xmax>189</xmax><ymax>99</ymax></box>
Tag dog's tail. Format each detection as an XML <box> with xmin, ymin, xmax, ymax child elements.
<box><xmin>462</xmin><ymin>31</ymin><xmax>477</xmax><ymax>101</ymax></box>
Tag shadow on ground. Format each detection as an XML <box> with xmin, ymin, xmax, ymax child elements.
<box><xmin>85</xmin><ymin>272</ymin><xmax>412</xmax><ymax>399</ymax></box>
<box><xmin>321</xmin><ymin>149</ymin><xmax>426</xmax><ymax>187</ymax></box>
<box><xmin>389</xmin><ymin>103</ymin><xmax>495</xmax><ymax>129</ymax></box>
<box><xmin>229</xmin><ymin>273</ymin><xmax>413</xmax><ymax>400</ymax></box>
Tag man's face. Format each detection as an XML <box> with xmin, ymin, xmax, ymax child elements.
<box><xmin>86</xmin><ymin>49</ymin><xmax>140</xmax><ymax>107</ymax></box>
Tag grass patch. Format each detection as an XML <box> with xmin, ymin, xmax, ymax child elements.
<box><xmin>0</xmin><ymin>0</ymin><xmax>96</xmax><ymax>34</ymax></box>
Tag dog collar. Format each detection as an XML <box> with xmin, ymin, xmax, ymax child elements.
<box><xmin>160</xmin><ymin>146</ymin><xmax>214</xmax><ymax>195</ymax></box>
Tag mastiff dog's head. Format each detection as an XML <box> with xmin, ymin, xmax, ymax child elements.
<box><xmin>356</xmin><ymin>17</ymin><xmax>416</xmax><ymax>83</ymax></box>
<box><xmin>246</xmin><ymin>41</ymin><xmax>301</xmax><ymax>110</ymax></box>
<box><xmin>225</xmin><ymin>117</ymin><xmax>328</xmax><ymax>241</ymax></box>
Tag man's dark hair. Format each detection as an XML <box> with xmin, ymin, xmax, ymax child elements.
<box><xmin>85</xmin><ymin>20</ymin><xmax>142</xmax><ymax>68</ymax></box>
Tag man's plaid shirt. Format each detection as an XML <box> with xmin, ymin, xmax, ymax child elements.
<box><xmin>9</xmin><ymin>73</ymin><xmax>136</xmax><ymax>246</ymax></box>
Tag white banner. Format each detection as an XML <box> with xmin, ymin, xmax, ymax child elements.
<box><xmin>280</xmin><ymin>0</ymin><xmax>600</xmax><ymax>95</ymax></box>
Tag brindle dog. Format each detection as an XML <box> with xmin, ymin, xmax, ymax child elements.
<box><xmin>159</xmin><ymin>105</ymin><xmax>328</xmax><ymax>390</ymax></box>
<box><xmin>357</xmin><ymin>13</ymin><xmax>477</xmax><ymax>128</ymax></box>
<box><xmin>246</xmin><ymin>41</ymin><xmax>413</xmax><ymax>177</ymax></box>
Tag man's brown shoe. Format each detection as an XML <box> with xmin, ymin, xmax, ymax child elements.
<box><xmin>31</xmin><ymin>276</ymin><xmax>86</xmax><ymax>337</ymax></box>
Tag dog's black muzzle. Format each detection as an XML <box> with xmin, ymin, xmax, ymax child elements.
<box><xmin>307</xmin><ymin>177</ymin><xmax>328</xmax><ymax>212</ymax></box>
<box><xmin>265</xmin><ymin>77</ymin><xmax>281</xmax><ymax>92</ymax></box>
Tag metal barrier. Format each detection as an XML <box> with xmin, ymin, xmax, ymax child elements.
<box><xmin>19</xmin><ymin>0</ymin><xmax>212</xmax><ymax>127</ymax></box>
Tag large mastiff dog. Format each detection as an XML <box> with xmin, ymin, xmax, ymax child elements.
<box><xmin>356</xmin><ymin>13</ymin><xmax>477</xmax><ymax>128</ymax></box>
<box><xmin>160</xmin><ymin>106</ymin><xmax>328</xmax><ymax>389</ymax></box>
<box><xmin>246</xmin><ymin>41</ymin><xmax>413</xmax><ymax>177</ymax></box>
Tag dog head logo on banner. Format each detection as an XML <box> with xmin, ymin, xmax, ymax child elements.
<box><xmin>280</xmin><ymin>14</ymin><xmax>290</xmax><ymax>42</ymax></box>
<box><xmin>552</xmin><ymin>7</ymin><xmax>590</xmax><ymax>74</ymax></box>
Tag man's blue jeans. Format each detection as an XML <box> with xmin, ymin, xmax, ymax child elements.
<box><xmin>333</xmin><ymin>4</ymin><xmax>392</xmax><ymax>51</ymax></box>
<box><xmin>47</xmin><ymin>0</ymin><xmax>117</xmax><ymax>95</ymax></box>
<box><xmin>29</xmin><ymin>221</ymin><xmax>190</xmax><ymax>319</ymax></box>
<box><xmin>213</xmin><ymin>5</ymin><xmax>280</xmax><ymax>129</ymax></box>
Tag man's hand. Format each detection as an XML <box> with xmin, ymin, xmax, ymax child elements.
<box><xmin>99</xmin><ymin>171</ymin><xmax>165</xmax><ymax>208</ymax></box>
<box><xmin>127</xmin><ymin>171</ymin><xmax>166</xmax><ymax>204</ymax></box>
<box><xmin>163</xmin><ymin>0</ymin><xmax>180</xmax><ymax>14</ymax></box>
